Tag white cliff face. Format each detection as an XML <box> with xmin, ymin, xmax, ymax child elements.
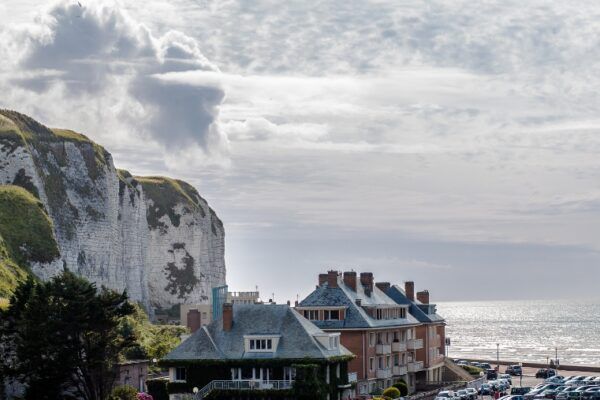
<box><xmin>0</xmin><ymin>110</ymin><xmax>226</xmax><ymax>311</ymax></box>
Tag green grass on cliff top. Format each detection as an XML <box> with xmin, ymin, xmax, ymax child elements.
<box><xmin>0</xmin><ymin>185</ymin><xmax>59</xmax><ymax>298</ymax></box>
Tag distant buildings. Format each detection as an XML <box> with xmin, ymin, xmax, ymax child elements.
<box><xmin>179</xmin><ymin>289</ymin><xmax>261</xmax><ymax>332</ymax></box>
<box><xmin>297</xmin><ymin>270</ymin><xmax>446</xmax><ymax>396</ymax></box>
<box><xmin>162</xmin><ymin>303</ymin><xmax>354</xmax><ymax>400</ymax></box>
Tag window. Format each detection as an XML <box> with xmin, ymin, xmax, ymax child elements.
<box><xmin>330</xmin><ymin>309</ymin><xmax>340</xmax><ymax>320</ymax></box>
<box><xmin>175</xmin><ymin>367</ymin><xmax>186</xmax><ymax>381</ymax></box>
<box><xmin>394</xmin><ymin>354</ymin><xmax>399</xmax><ymax>366</ymax></box>
<box><xmin>284</xmin><ymin>367</ymin><xmax>296</xmax><ymax>381</ymax></box>
<box><xmin>249</xmin><ymin>339</ymin><xmax>273</xmax><ymax>350</ymax></box>
<box><xmin>369</xmin><ymin>333</ymin><xmax>376</xmax><ymax>347</ymax></box>
<box><xmin>378</xmin><ymin>357</ymin><xmax>384</xmax><ymax>369</ymax></box>
<box><xmin>303</xmin><ymin>310</ymin><xmax>319</xmax><ymax>320</ymax></box>
<box><xmin>329</xmin><ymin>336</ymin><xmax>339</xmax><ymax>349</ymax></box>
<box><xmin>369</xmin><ymin>357</ymin><xmax>374</xmax><ymax>371</ymax></box>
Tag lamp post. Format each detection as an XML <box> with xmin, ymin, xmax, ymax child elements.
<box><xmin>193</xmin><ymin>387</ymin><xmax>199</xmax><ymax>399</ymax></box>
<box><xmin>496</xmin><ymin>343</ymin><xmax>500</xmax><ymax>371</ymax></box>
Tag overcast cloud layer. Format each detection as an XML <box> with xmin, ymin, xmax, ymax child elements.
<box><xmin>3</xmin><ymin>0</ymin><xmax>600</xmax><ymax>301</ymax></box>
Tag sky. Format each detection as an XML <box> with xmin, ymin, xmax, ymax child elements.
<box><xmin>2</xmin><ymin>0</ymin><xmax>600</xmax><ymax>302</ymax></box>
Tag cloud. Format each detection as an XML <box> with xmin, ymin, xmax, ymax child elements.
<box><xmin>1</xmin><ymin>0</ymin><xmax>227</xmax><ymax>157</ymax></box>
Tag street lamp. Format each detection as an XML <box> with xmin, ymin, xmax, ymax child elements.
<box><xmin>496</xmin><ymin>343</ymin><xmax>500</xmax><ymax>371</ymax></box>
<box><xmin>193</xmin><ymin>387</ymin><xmax>199</xmax><ymax>399</ymax></box>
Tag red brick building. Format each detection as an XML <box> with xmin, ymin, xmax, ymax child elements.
<box><xmin>297</xmin><ymin>270</ymin><xmax>445</xmax><ymax>396</ymax></box>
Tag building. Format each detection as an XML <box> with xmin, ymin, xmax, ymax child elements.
<box><xmin>297</xmin><ymin>270</ymin><xmax>445</xmax><ymax>396</ymax></box>
<box><xmin>179</xmin><ymin>290</ymin><xmax>261</xmax><ymax>332</ymax></box>
<box><xmin>162</xmin><ymin>303</ymin><xmax>355</xmax><ymax>400</ymax></box>
<box><xmin>115</xmin><ymin>360</ymin><xmax>151</xmax><ymax>392</ymax></box>
<box><xmin>384</xmin><ymin>282</ymin><xmax>446</xmax><ymax>384</ymax></box>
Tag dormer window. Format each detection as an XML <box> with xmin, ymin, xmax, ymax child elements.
<box><xmin>244</xmin><ymin>335</ymin><xmax>281</xmax><ymax>352</ymax></box>
<box><xmin>314</xmin><ymin>333</ymin><xmax>341</xmax><ymax>350</ymax></box>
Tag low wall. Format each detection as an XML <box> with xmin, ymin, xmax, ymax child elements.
<box><xmin>462</xmin><ymin>358</ymin><xmax>600</xmax><ymax>373</ymax></box>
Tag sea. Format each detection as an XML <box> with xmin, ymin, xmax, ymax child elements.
<box><xmin>437</xmin><ymin>299</ymin><xmax>600</xmax><ymax>366</ymax></box>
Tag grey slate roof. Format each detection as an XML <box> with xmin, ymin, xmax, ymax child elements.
<box><xmin>386</xmin><ymin>285</ymin><xmax>445</xmax><ymax>323</ymax></box>
<box><xmin>298</xmin><ymin>278</ymin><xmax>420</xmax><ymax>329</ymax></box>
<box><xmin>164</xmin><ymin>304</ymin><xmax>353</xmax><ymax>361</ymax></box>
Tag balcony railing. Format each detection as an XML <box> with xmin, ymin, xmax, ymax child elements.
<box><xmin>392</xmin><ymin>341</ymin><xmax>407</xmax><ymax>352</ymax></box>
<box><xmin>407</xmin><ymin>338</ymin><xmax>424</xmax><ymax>350</ymax></box>
<box><xmin>408</xmin><ymin>361</ymin><xmax>424</xmax><ymax>372</ymax></box>
<box><xmin>193</xmin><ymin>380</ymin><xmax>294</xmax><ymax>399</ymax></box>
<box><xmin>392</xmin><ymin>365</ymin><xmax>408</xmax><ymax>376</ymax></box>
<box><xmin>376</xmin><ymin>368</ymin><xmax>392</xmax><ymax>379</ymax></box>
<box><xmin>376</xmin><ymin>344</ymin><xmax>392</xmax><ymax>354</ymax></box>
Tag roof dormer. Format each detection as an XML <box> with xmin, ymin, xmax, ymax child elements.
<box><xmin>244</xmin><ymin>335</ymin><xmax>282</xmax><ymax>352</ymax></box>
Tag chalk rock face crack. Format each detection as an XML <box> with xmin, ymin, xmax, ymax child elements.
<box><xmin>0</xmin><ymin>110</ymin><xmax>226</xmax><ymax>311</ymax></box>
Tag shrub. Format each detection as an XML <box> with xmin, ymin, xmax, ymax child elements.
<box><xmin>146</xmin><ymin>378</ymin><xmax>169</xmax><ymax>400</ymax></box>
<box><xmin>462</xmin><ymin>365</ymin><xmax>484</xmax><ymax>375</ymax></box>
<box><xmin>111</xmin><ymin>385</ymin><xmax>138</xmax><ymax>400</ymax></box>
<box><xmin>137</xmin><ymin>393</ymin><xmax>153</xmax><ymax>400</ymax></box>
<box><xmin>383</xmin><ymin>386</ymin><xmax>402</xmax><ymax>398</ymax></box>
<box><xmin>393</xmin><ymin>380</ymin><xmax>409</xmax><ymax>396</ymax></box>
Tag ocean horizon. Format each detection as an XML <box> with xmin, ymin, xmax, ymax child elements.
<box><xmin>437</xmin><ymin>299</ymin><xmax>600</xmax><ymax>367</ymax></box>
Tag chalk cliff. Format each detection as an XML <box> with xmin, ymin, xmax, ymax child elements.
<box><xmin>0</xmin><ymin>110</ymin><xmax>225</xmax><ymax>311</ymax></box>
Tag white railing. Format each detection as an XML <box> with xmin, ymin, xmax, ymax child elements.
<box><xmin>408</xmin><ymin>361</ymin><xmax>424</xmax><ymax>372</ymax></box>
<box><xmin>376</xmin><ymin>368</ymin><xmax>392</xmax><ymax>379</ymax></box>
<box><xmin>408</xmin><ymin>338</ymin><xmax>424</xmax><ymax>350</ymax></box>
<box><xmin>195</xmin><ymin>380</ymin><xmax>294</xmax><ymax>399</ymax></box>
<box><xmin>376</xmin><ymin>343</ymin><xmax>392</xmax><ymax>354</ymax></box>
<box><xmin>392</xmin><ymin>341</ymin><xmax>407</xmax><ymax>352</ymax></box>
<box><xmin>393</xmin><ymin>365</ymin><xmax>408</xmax><ymax>375</ymax></box>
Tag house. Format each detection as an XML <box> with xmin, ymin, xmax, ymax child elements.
<box><xmin>115</xmin><ymin>360</ymin><xmax>150</xmax><ymax>392</ymax></box>
<box><xmin>297</xmin><ymin>270</ymin><xmax>446</xmax><ymax>397</ymax></box>
<box><xmin>161</xmin><ymin>303</ymin><xmax>355</xmax><ymax>400</ymax></box>
<box><xmin>384</xmin><ymin>282</ymin><xmax>446</xmax><ymax>385</ymax></box>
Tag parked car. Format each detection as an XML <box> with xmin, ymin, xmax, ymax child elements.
<box><xmin>500</xmin><ymin>374</ymin><xmax>514</xmax><ymax>385</ymax></box>
<box><xmin>457</xmin><ymin>389</ymin><xmax>470</xmax><ymax>400</ymax></box>
<box><xmin>537</xmin><ymin>369</ymin><xmax>557</xmax><ymax>379</ymax></box>
<box><xmin>581</xmin><ymin>387</ymin><xmax>600</xmax><ymax>400</ymax></box>
<box><xmin>480</xmin><ymin>363</ymin><xmax>493</xmax><ymax>370</ymax></box>
<box><xmin>488</xmin><ymin>369</ymin><xmax>499</xmax><ymax>379</ymax></box>
<box><xmin>546</xmin><ymin>377</ymin><xmax>566</xmax><ymax>384</ymax></box>
<box><xmin>480</xmin><ymin>384</ymin><xmax>493</xmax><ymax>396</ymax></box>
<box><xmin>437</xmin><ymin>390</ymin><xmax>457</xmax><ymax>399</ymax></box>
<box><xmin>557</xmin><ymin>388</ymin><xmax>579</xmax><ymax>400</ymax></box>
<box><xmin>507</xmin><ymin>365</ymin><xmax>524</xmax><ymax>376</ymax></box>
<box><xmin>466</xmin><ymin>388</ymin><xmax>478</xmax><ymax>399</ymax></box>
<box><xmin>512</xmin><ymin>388</ymin><xmax>532</xmax><ymax>396</ymax></box>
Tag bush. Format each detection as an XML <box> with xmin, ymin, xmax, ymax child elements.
<box><xmin>462</xmin><ymin>365</ymin><xmax>484</xmax><ymax>375</ymax></box>
<box><xmin>393</xmin><ymin>380</ymin><xmax>409</xmax><ymax>396</ymax></box>
<box><xmin>383</xmin><ymin>386</ymin><xmax>402</xmax><ymax>398</ymax></box>
<box><xmin>291</xmin><ymin>364</ymin><xmax>327</xmax><ymax>400</ymax></box>
<box><xmin>137</xmin><ymin>393</ymin><xmax>153</xmax><ymax>400</ymax></box>
<box><xmin>111</xmin><ymin>385</ymin><xmax>138</xmax><ymax>400</ymax></box>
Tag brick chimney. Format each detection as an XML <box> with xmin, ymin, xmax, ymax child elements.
<box><xmin>223</xmin><ymin>303</ymin><xmax>233</xmax><ymax>331</ymax></box>
<box><xmin>405</xmin><ymin>281</ymin><xmax>415</xmax><ymax>301</ymax></box>
<box><xmin>343</xmin><ymin>271</ymin><xmax>357</xmax><ymax>291</ymax></box>
<box><xmin>360</xmin><ymin>272</ymin><xmax>374</xmax><ymax>295</ymax></box>
<box><xmin>327</xmin><ymin>270</ymin><xmax>338</xmax><ymax>288</ymax></box>
<box><xmin>187</xmin><ymin>309</ymin><xmax>201</xmax><ymax>333</ymax></box>
<box><xmin>318</xmin><ymin>273</ymin><xmax>328</xmax><ymax>286</ymax></box>
<box><xmin>417</xmin><ymin>290</ymin><xmax>430</xmax><ymax>304</ymax></box>
<box><xmin>375</xmin><ymin>282</ymin><xmax>390</xmax><ymax>293</ymax></box>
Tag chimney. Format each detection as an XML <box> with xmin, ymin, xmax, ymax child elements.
<box><xmin>286</xmin><ymin>300</ymin><xmax>291</xmax><ymax>306</ymax></box>
<box><xmin>343</xmin><ymin>271</ymin><xmax>357</xmax><ymax>291</ymax></box>
<box><xmin>294</xmin><ymin>300</ymin><xmax>299</xmax><ymax>307</ymax></box>
<box><xmin>375</xmin><ymin>282</ymin><xmax>390</xmax><ymax>293</ymax></box>
<box><xmin>360</xmin><ymin>272</ymin><xmax>374</xmax><ymax>295</ymax></box>
<box><xmin>187</xmin><ymin>309</ymin><xmax>201</xmax><ymax>333</ymax></box>
<box><xmin>405</xmin><ymin>281</ymin><xmax>415</xmax><ymax>301</ymax></box>
<box><xmin>223</xmin><ymin>303</ymin><xmax>233</xmax><ymax>331</ymax></box>
<box><xmin>417</xmin><ymin>290</ymin><xmax>430</xmax><ymax>304</ymax></box>
<box><xmin>355</xmin><ymin>298</ymin><xmax>362</xmax><ymax>307</ymax></box>
<box><xmin>318</xmin><ymin>273</ymin><xmax>328</xmax><ymax>286</ymax></box>
<box><xmin>327</xmin><ymin>270</ymin><xmax>338</xmax><ymax>288</ymax></box>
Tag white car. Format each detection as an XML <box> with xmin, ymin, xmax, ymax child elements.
<box><xmin>546</xmin><ymin>376</ymin><xmax>565</xmax><ymax>384</ymax></box>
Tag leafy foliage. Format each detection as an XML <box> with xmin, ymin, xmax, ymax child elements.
<box><xmin>383</xmin><ymin>386</ymin><xmax>402</xmax><ymax>398</ymax></box>
<box><xmin>291</xmin><ymin>364</ymin><xmax>328</xmax><ymax>400</ymax></box>
<box><xmin>146</xmin><ymin>379</ymin><xmax>169</xmax><ymax>400</ymax></box>
<box><xmin>110</xmin><ymin>385</ymin><xmax>139</xmax><ymax>400</ymax></box>
<box><xmin>393</xmin><ymin>379</ymin><xmax>409</xmax><ymax>396</ymax></box>
<box><xmin>0</xmin><ymin>271</ymin><xmax>135</xmax><ymax>400</ymax></box>
<box><xmin>120</xmin><ymin>303</ymin><xmax>188</xmax><ymax>361</ymax></box>
<box><xmin>462</xmin><ymin>365</ymin><xmax>484</xmax><ymax>375</ymax></box>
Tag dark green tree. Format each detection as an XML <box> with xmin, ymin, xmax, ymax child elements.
<box><xmin>291</xmin><ymin>364</ymin><xmax>327</xmax><ymax>400</ymax></box>
<box><xmin>0</xmin><ymin>271</ymin><xmax>135</xmax><ymax>400</ymax></box>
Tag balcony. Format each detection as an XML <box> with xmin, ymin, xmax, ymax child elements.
<box><xmin>376</xmin><ymin>368</ymin><xmax>392</xmax><ymax>379</ymax></box>
<box><xmin>392</xmin><ymin>341</ymin><xmax>407</xmax><ymax>352</ymax></box>
<box><xmin>376</xmin><ymin>344</ymin><xmax>392</xmax><ymax>354</ymax></box>
<box><xmin>392</xmin><ymin>365</ymin><xmax>408</xmax><ymax>376</ymax></box>
<box><xmin>408</xmin><ymin>361</ymin><xmax>424</xmax><ymax>372</ymax></box>
<box><xmin>407</xmin><ymin>338</ymin><xmax>424</xmax><ymax>350</ymax></box>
